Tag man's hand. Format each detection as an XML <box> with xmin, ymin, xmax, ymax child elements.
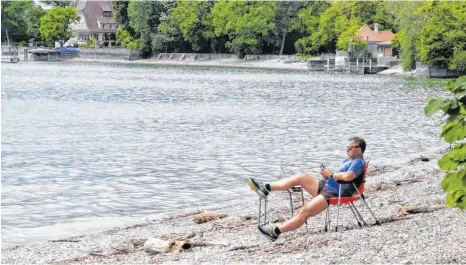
<box><xmin>320</xmin><ymin>168</ymin><xmax>333</xmax><ymax>179</ymax></box>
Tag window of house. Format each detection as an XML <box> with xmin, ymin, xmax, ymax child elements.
<box><xmin>104</xmin><ymin>23</ymin><xmax>110</xmax><ymax>29</ymax></box>
<box><xmin>103</xmin><ymin>11</ymin><xmax>112</xmax><ymax>17</ymax></box>
<box><xmin>111</xmin><ymin>24</ymin><xmax>118</xmax><ymax>30</ymax></box>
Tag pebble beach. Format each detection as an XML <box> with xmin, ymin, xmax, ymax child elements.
<box><xmin>2</xmin><ymin>149</ymin><xmax>465</xmax><ymax>264</ymax></box>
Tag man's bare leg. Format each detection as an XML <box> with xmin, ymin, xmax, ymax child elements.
<box><xmin>270</xmin><ymin>172</ymin><xmax>321</xmax><ymax>197</ymax></box>
<box><xmin>279</xmin><ymin>195</ymin><xmax>328</xmax><ymax>233</ymax></box>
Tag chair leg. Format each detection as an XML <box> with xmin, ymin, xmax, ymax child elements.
<box><xmin>349</xmin><ymin>202</ymin><xmax>363</xmax><ymax>227</ymax></box>
<box><xmin>264</xmin><ymin>198</ymin><xmax>267</xmax><ymax>225</ymax></box>
<box><xmin>324</xmin><ymin>206</ymin><xmax>330</xmax><ymax>232</ymax></box>
<box><xmin>258</xmin><ymin>197</ymin><xmax>268</xmax><ymax>226</ymax></box>
<box><xmin>258</xmin><ymin>197</ymin><xmax>262</xmax><ymax>226</ymax></box>
<box><xmin>335</xmin><ymin>203</ymin><xmax>341</xmax><ymax>232</ymax></box>
<box><xmin>287</xmin><ymin>190</ymin><xmax>293</xmax><ymax>218</ymax></box>
<box><xmin>300</xmin><ymin>189</ymin><xmax>309</xmax><ymax>232</ymax></box>
<box><xmin>361</xmin><ymin>198</ymin><xmax>381</xmax><ymax>225</ymax></box>
<box><xmin>352</xmin><ymin>203</ymin><xmax>368</xmax><ymax>226</ymax></box>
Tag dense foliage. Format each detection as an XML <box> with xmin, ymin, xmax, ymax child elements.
<box><xmin>39</xmin><ymin>6</ymin><xmax>79</xmax><ymax>47</ymax></box>
<box><xmin>1</xmin><ymin>0</ymin><xmax>465</xmax><ymax>68</ymax></box>
<box><xmin>425</xmin><ymin>76</ymin><xmax>466</xmax><ymax>210</ymax></box>
<box><xmin>1</xmin><ymin>1</ymin><xmax>45</xmax><ymax>44</ymax></box>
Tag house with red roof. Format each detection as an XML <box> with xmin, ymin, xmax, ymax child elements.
<box><xmin>351</xmin><ymin>23</ymin><xmax>395</xmax><ymax>58</ymax></box>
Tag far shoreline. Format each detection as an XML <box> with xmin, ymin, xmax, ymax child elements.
<box><xmin>69</xmin><ymin>57</ymin><xmax>311</xmax><ymax>72</ymax></box>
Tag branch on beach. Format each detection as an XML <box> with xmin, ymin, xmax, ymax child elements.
<box><xmin>378</xmin><ymin>215</ymin><xmax>414</xmax><ymax>224</ymax></box>
<box><xmin>144</xmin><ymin>237</ymin><xmax>229</xmax><ymax>255</ymax></box>
<box><xmin>227</xmin><ymin>244</ymin><xmax>260</xmax><ymax>251</ymax></box>
<box><xmin>193</xmin><ymin>213</ymin><xmax>229</xmax><ymax>224</ymax></box>
<box><xmin>399</xmin><ymin>205</ymin><xmax>446</xmax><ymax>215</ymax></box>
<box><xmin>370</xmin><ymin>178</ymin><xmax>423</xmax><ymax>191</ymax></box>
<box><xmin>49</xmin><ymin>239</ymin><xmax>81</xmax><ymax>243</ymax></box>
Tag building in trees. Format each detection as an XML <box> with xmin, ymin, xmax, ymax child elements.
<box><xmin>353</xmin><ymin>24</ymin><xmax>395</xmax><ymax>58</ymax></box>
<box><xmin>68</xmin><ymin>0</ymin><xmax>120</xmax><ymax>47</ymax></box>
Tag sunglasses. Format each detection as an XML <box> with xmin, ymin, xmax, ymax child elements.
<box><xmin>346</xmin><ymin>145</ymin><xmax>360</xmax><ymax>151</ymax></box>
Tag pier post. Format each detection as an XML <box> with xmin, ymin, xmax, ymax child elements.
<box><xmin>24</xmin><ymin>49</ymin><xmax>28</xmax><ymax>61</ymax></box>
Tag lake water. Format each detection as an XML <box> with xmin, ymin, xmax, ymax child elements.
<box><xmin>1</xmin><ymin>61</ymin><xmax>444</xmax><ymax>248</ymax></box>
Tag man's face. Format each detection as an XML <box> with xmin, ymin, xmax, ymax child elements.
<box><xmin>346</xmin><ymin>141</ymin><xmax>362</xmax><ymax>158</ymax></box>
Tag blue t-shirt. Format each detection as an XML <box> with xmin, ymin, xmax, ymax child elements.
<box><xmin>324</xmin><ymin>157</ymin><xmax>365</xmax><ymax>196</ymax></box>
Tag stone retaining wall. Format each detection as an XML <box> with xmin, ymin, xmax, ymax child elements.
<box><xmin>79</xmin><ymin>48</ymin><xmax>142</xmax><ymax>61</ymax></box>
<box><xmin>152</xmin><ymin>53</ymin><xmax>302</xmax><ymax>62</ymax></box>
<box><xmin>155</xmin><ymin>53</ymin><xmax>237</xmax><ymax>61</ymax></box>
<box><xmin>415</xmin><ymin>62</ymin><xmax>464</xmax><ymax>78</ymax></box>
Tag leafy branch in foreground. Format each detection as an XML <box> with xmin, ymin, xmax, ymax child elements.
<box><xmin>425</xmin><ymin>76</ymin><xmax>466</xmax><ymax>210</ymax></box>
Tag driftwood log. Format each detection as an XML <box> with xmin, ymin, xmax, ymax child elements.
<box><xmin>144</xmin><ymin>237</ymin><xmax>229</xmax><ymax>254</ymax></box>
<box><xmin>193</xmin><ymin>213</ymin><xmax>228</xmax><ymax>224</ymax></box>
<box><xmin>399</xmin><ymin>205</ymin><xmax>445</xmax><ymax>215</ymax></box>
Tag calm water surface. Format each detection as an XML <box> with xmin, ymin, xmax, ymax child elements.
<box><xmin>1</xmin><ymin>61</ymin><xmax>444</xmax><ymax>248</ymax></box>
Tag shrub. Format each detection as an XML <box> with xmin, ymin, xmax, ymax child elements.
<box><xmin>425</xmin><ymin>76</ymin><xmax>466</xmax><ymax>210</ymax></box>
<box><xmin>450</xmin><ymin>50</ymin><xmax>466</xmax><ymax>73</ymax></box>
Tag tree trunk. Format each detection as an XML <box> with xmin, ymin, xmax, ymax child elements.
<box><xmin>279</xmin><ymin>28</ymin><xmax>287</xmax><ymax>56</ymax></box>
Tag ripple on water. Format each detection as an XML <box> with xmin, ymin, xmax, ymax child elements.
<box><xmin>1</xmin><ymin>61</ymin><xmax>446</xmax><ymax>247</ymax></box>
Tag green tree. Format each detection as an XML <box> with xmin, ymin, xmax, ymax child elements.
<box><xmin>40</xmin><ymin>1</ymin><xmax>71</xmax><ymax>8</ymax></box>
<box><xmin>336</xmin><ymin>18</ymin><xmax>363</xmax><ymax>51</ymax></box>
<box><xmin>39</xmin><ymin>6</ymin><xmax>80</xmax><ymax>47</ymax></box>
<box><xmin>310</xmin><ymin>4</ymin><xmax>344</xmax><ymax>53</ymax></box>
<box><xmin>451</xmin><ymin>51</ymin><xmax>466</xmax><ymax>73</ymax></box>
<box><xmin>112</xmin><ymin>1</ymin><xmax>130</xmax><ymax>27</ymax></box>
<box><xmin>127</xmin><ymin>0</ymin><xmax>165</xmax><ymax>55</ymax></box>
<box><xmin>80</xmin><ymin>38</ymin><xmax>96</xmax><ymax>48</ymax></box>
<box><xmin>151</xmin><ymin>13</ymin><xmax>183</xmax><ymax>53</ymax></box>
<box><xmin>425</xmin><ymin>76</ymin><xmax>466</xmax><ymax>210</ymax></box>
<box><xmin>274</xmin><ymin>1</ymin><xmax>307</xmax><ymax>55</ymax></box>
<box><xmin>116</xmin><ymin>27</ymin><xmax>132</xmax><ymax>48</ymax></box>
<box><xmin>417</xmin><ymin>2</ymin><xmax>466</xmax><ymax>70</ymax></box>
<box><xmin>1</xmin><ymin>1</ymin><xmax>45</xmax><ymax>43</ymax></box>
<box><xmin>391</xmin><ymin>1</ymin><xmax>425</xmax><ymax>71</ymax></box>
<box><xmin>26</xmin><ymin>5</ymin><xmax>46</xmax><ymax>40</ymax></box>
<box><xmin>209</xmin><ymin>1</ymin><xmax>277</xmax><ymax>57</ymax></box>
<box><xmin>291</xmin><ymin>2</ymin><xmax>329</xmax><ymax>55</ymax></box>
<box><xmin>171</xmin><ymin>1</ymin><xmax>215</xmax><ymax>52</ymax></box>
<box><xmin>371</xmin><ymin>2</ymin><xmax>398</xmax><ymax>32</ymax></box>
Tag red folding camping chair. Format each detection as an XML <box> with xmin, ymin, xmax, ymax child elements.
<box><xmin>324</xmin><ymin>158</ymin><xmax>380</xmax><ymax>232</ymax></box>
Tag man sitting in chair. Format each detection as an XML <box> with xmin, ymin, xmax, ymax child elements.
<box><xmin>248</xmin><ymin>136</ymin><xmax>366</xmax><ymax>241</ymax></box>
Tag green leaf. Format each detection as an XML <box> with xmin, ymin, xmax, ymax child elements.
<box><xmin>446</xmin><ymin>79</ymin><xmax>456</xmax><ymax>93</ymax></box>
<box><xmin>453</xmin><ymin>76</ymin><xmax>466</xmax><ymax>93</ymax></box>
<box><xmin>460</xmin><ymin>105</ymin><xmax>466</xmax><ymax>115</ymax></box>
<box><xmin>438</xmin><ymin>153</ymin><xmax>459</xmax><ymax>170</ymax></box>
<box><xmin>440</xmin><ymin>121</ymin><xmax>466</xmax><ymax>143</ymax></box>
<box><xmin>441</xmin><ymin>170</ymin><xmax>466</xmax><ymax>191</ymax></box>
<box><xmin>424</xmin><ymin>98</ymin><xmax>448</xmax><ymax>116</ymax></box>
<box><xmin>457</xmin><ymin>195</ymin><xmax>466</xmax><ymax>210</ymax></box>
<box><xmin>445</xmin><ymin>189</ymin><xmax>466</xmax><ymax>210</ymax></box>
<box><xmin>448</xmin><ymin>143</ymin><xmax>466</xmax><ymax>161</ymax></box>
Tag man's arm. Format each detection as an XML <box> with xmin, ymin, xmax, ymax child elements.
<box><xmin>321</xmin><ymin>159</ymin><xmax>364</xmax><ymax>182</ymax></box>
<box><xmin>332</xmin><ymin>171</ymin><xmax>356</xmax><ymax>182</ymax></box>
<box><xmin>321</xmin><ymin>169</ymin><xmax>354</xmax><ymax>181</ymax></box>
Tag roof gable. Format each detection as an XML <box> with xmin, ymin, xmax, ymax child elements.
<box><xmin>356</xmin><ymin>24</ymin><xmax>394</xmax><ymax>42</ymax></box>
<box><xmin>71</xmin><ymin>0</ymin><xmax>117</xmax><ymax>32</ymax></box>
